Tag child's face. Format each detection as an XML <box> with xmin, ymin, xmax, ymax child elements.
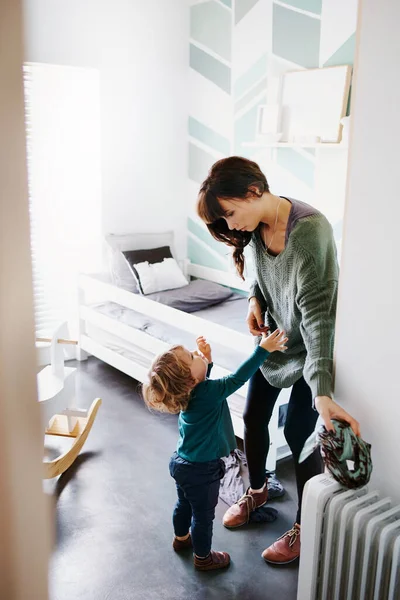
<box><xmin>176</xmin><ymin>347</ymin><xmax>209</xmax><ymax>382</ymax></box>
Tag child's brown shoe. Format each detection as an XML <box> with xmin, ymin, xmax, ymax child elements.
<box><xmin>172</xmin><ymin>534</ymin><xmax>192</xmax><ymax>551</ymax></box>
<box><xmin>194</xmin><ymin>550</ymin><xmax>230</xmax><ymax>571</ymax></box>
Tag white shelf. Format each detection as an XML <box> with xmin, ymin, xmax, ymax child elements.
<box><xmin>243</xmin><ymin>141</ymin><xmax>347</xmax><ymax>149</ymax></box>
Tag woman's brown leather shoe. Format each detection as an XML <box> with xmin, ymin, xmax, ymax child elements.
<box><xmin>222</xmin><ymin>483</ymin><xmax>268</xmax><ymax>528</ymax></box>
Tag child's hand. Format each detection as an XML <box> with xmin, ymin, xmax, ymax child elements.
<box><xmin>259</xmin><ymin>329</ymin><xmax>288</xmax><ymax>353</ymax></box>
<box><xmin>196</xmin><ymin>336</ymin><xmax>212</xmax><ymax>363</ymax></box>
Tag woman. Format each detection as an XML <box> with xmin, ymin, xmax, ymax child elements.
<box><xmin>197</xmin><ymin>156</ymin><xmax>360</xmax><ymax>565</ymax></box>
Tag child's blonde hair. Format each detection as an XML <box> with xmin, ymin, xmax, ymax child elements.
<box><xmin>142</xmin><ymin>345</ymin><xmax>196</xmax><ymax>414</ymax></box>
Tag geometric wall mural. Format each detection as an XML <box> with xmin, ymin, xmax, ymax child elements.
<box><xmin>188</xmin><ymin>0</ymin><xmax>358</xmax><ymax>271</ymax></box>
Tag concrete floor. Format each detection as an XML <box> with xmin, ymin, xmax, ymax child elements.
<box><xmin>46</xmin><ymin>357</ymin><xmax>299</xmax><ymax>600</ymax></box>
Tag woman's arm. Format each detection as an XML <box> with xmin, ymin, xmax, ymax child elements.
<box><xmin>247</xmin><ymin>297</ymin><xmax>269</xmax><ymax>335</ymax></box>
<box><xmin>297</xmin><ymin>273</ymin><xmax>337</xmax><ymax>400</ymax></box>
<box><xmin>315</xmin><ymin>395</ymin><xmax>360</xmax><ymax>436</ymax></box>
<box><xmin>295</xmin><ymin>221</ymin><xmax>360</xmax><ymax>435</ymax></box>
<box><xmin>249</xmin><ymin>279</ymin><xmax>263</xmax><ymax>303</ymax></box>
<box><xmin>295</xmin><ymin>217</ymin><xmax>338</xmax><ymax>398</ymax></box>
<box><xmin>248</xmin><ymin>281</ymin><xmax>269</xmax><ymax>335</ymax></box>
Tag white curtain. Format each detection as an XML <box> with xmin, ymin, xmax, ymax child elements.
<box><xmin>23</xmin><ymin>63</ymin><xmax>103</xmax><ymax>338</ymax></box>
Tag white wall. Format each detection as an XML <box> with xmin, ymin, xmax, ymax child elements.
<box><xmin>23</xmin><ymin>0</ymin><xmax>189</xmax><ymax>258</ymax></box>
<box><xmin>334</xmin><ymin>0</ymin><xmax>400</xmax><ymax>501</ymax></box>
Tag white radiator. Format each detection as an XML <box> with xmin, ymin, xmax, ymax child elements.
<box><xmin>298</xmin><ymin>474</ymin><xmax>400</xmax><ymax>600</ymax></box>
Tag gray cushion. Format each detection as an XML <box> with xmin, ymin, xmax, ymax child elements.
<box><xmin>146</xmin><ymin>279</ymin><xmax>233</xmax><ymax>313</ymax></box>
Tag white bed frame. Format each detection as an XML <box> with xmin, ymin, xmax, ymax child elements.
<box><xmin>77</xmin><ymin>261</ymin><xmax>291</xmax><ymax>471</ymax></box>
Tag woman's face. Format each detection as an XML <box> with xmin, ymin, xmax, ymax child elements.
<box><xmin>218</xmin><ymin>197</ymin><xmax>261</xmax><ymax>232</ymax></box>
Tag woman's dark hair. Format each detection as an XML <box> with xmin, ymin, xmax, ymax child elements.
<box><xmin>196</xmin><ymin>156</ymin><xmax>269</xmax><ymax>279</ymax></box>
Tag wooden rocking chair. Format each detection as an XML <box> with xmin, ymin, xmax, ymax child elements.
<box><xmin>37</xmin><ymin>322</ymin><xmax>101</xmax><ymax>479</ymax></box>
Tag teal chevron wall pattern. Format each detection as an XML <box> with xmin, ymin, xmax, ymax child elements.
<box><xmin>188</xmin><ymin>0</ymin><xmax>358</xmax><ymax>273</ymax></box>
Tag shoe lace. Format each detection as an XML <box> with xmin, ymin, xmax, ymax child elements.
<box><xmin>237</xmin><ymin>493</ymin><xmax>257</xmax><ymax>523</ymax></box>
<box><xmin>278</xmin><ymin>525</ymin><xmax>300</xmax><ymax>548</ymax></box>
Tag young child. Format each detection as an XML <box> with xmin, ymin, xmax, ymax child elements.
<box><xmin>142</xmin><ymin>329</ymin><xmax>288</xmax><ymax>571</ymax></box>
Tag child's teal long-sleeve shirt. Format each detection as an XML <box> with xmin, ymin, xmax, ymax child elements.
<box><xmin>177</xmin><ymin>346</ymin><xmax>270</xmax><ymax>463</ymax></box>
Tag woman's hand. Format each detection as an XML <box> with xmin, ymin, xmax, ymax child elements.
<box><xmin>247</xmin><ymin>297</ymin><xmax>269</xmax><ymax>336</ymax></box>
<box><xmin>315</xmin><ymin>395</ymin><xmax>361</xmax><ymax>437</ymax></box>
<box><xmin>196</xmin><ymin>336</ymin><xmax>212</xmax><ymax>363</ymax></box>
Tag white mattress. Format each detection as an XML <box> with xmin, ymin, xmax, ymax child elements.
<box><xmin>85</xmin><ymin>295</ymin><xmax>252</xmax><ymax>416</ymax></box>
<box><xmin>87</xmin><ymin>294</ymin><xmax>251</xmax><ymax>370</ymax></box>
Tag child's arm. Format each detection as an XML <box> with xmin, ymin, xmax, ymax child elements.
<box><xmin>205</xmin><ymin>347</ymin><xmax>268</xmax><ymax>399</ymax></box>
<box><xmin>196</xmin><ymin>336</ymin><xmax>212</xmax><ymax>362</ymax></box>
<box><xmin>205</xmin><ymin>329</ymin><xmax>287</xmax><ymax>400</ymax></box>
<box><xmin>196</xmin><ymin>336</ymin><xmax>214</xmax><ymax>377</ymax></box>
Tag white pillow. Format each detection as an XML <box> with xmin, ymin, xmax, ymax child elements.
<box><xmin>134</xmin><ymin>258</ymin><xmax>188</xmax><ymax>295</ymax></box>
<box><xmin>105</xmin><ymin>231</ymin><xmax>175</xmax><ymax>292</ymax></box>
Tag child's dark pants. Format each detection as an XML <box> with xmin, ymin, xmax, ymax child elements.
<box><xmin>169</xmin><ymin>452</ymin><xmax>225</xmax><ymax>557</ymax></box>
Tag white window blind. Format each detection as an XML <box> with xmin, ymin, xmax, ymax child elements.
<box><xmin>23</xmin><ymin>63</ymin><xmax>103</xmax><ymax>337</ymax></box>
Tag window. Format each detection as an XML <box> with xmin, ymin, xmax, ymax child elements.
<box><xmin>23</xmin><ymin>63</ymin><xmax>103</xmax><ymax>338</ymax></box>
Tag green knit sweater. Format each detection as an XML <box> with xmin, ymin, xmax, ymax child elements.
<box><xmin>249</xmin><ymin>212</ymin><xmax>338</xmax><ymax>400</ymax></box>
